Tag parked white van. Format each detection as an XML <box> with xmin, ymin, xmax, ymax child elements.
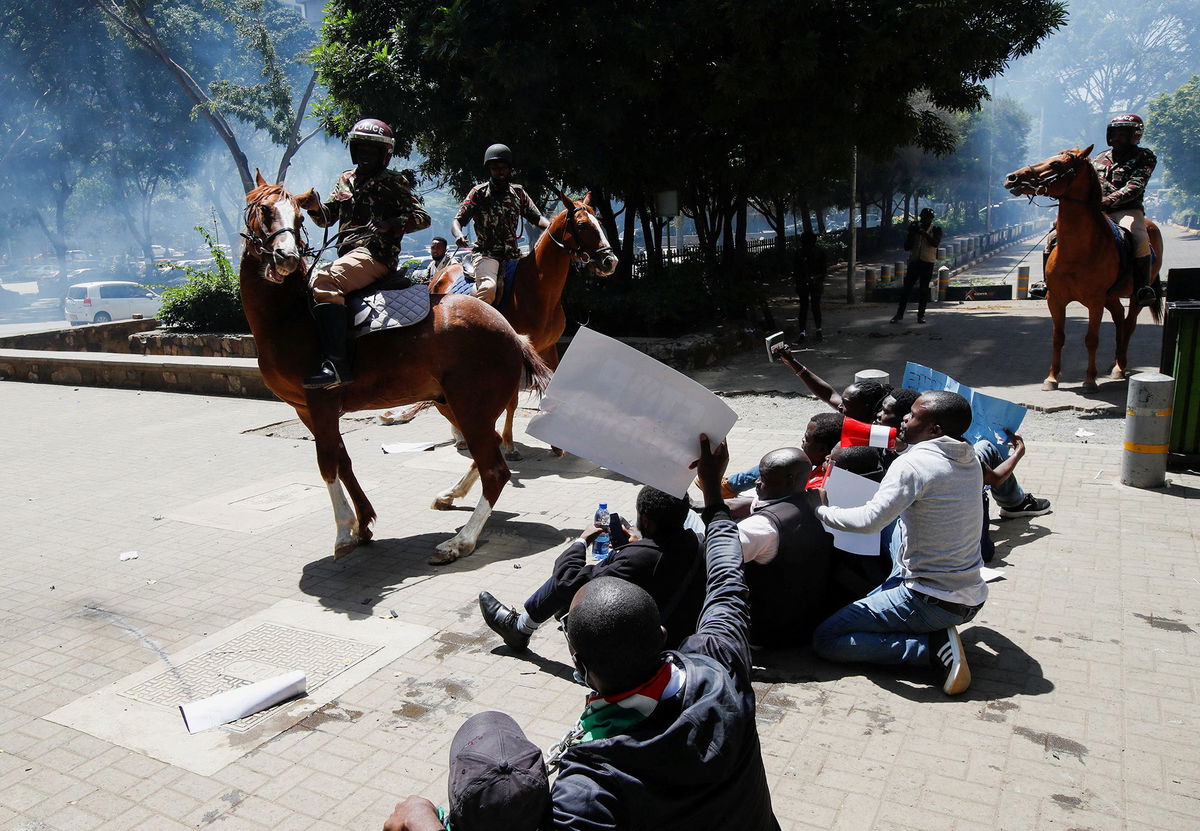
<box><xmin>64</xmin><ymin>281</ymin><xmax>162</xmax><ymax>325</ymax></box>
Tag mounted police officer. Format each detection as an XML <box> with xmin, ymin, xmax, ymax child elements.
<box><xmin>449</xmin><ymin>144</ymin><xmax>550</xmax><ymax>305</ymax></box>
<box><xmin>303</xmin><ymin>118</ymin><xmax>431</xmax><ymax>389</ymax></box>
<box><xmin>1093</xmin><ymin>113</ymin><xmax>1157</xmax><ymax>307</ymax></box>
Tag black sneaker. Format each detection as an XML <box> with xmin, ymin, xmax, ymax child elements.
<box><xmin>797</xmin><ymin>330</ymin><xmax>807</xmax><ymax>343</ymax></box>
<box><xmin>889</xmin><ymin>315</ymin><xmax>902</xmax><ymax>324</ymax></box>
<box><xmin>478</xmin><ymin>591</ymin><xmax>530</xmax><ymax>652</ymax></box>
<box><xmin>929</xmin><ymin>626</ymin><xmax>971</xmax><ymax>695</ymax></box>
<box><xmin>916</xmin><ymin>316</ymin><xmax>927</xmax><ymax>324</ymax></box>
<box><xmin>999</xmin><ymin>494</ymin><xmax>1052</xmax><ymax>518</ymax></box>
<box><xmin>814</xmin><ymin>329</ymin><xmax>823</xmax><ymax>342</ymax></box>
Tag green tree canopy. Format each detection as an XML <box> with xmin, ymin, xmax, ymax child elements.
<box><xmin>1147</xmin><ymin>76</ymin><xmax>1200</xmax><ymax>207</ymax></box>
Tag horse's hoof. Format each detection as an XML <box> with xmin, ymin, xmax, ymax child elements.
<box><xmin>454</xmin><ymin>441</ymin><xmax>469</xmax><ymax>451</ymax></box>
<box><xmin>1110</xmin><ymin>368</ymin><xmax>1126</xmax><ymax>380</ymax></box>
<box><xmin>431</xmin><ymin>494</ymin><xmax>455</xmax><ymax>510</ymax></box>
<box><xmin>550</xmin><ymin>447</ymin><xmax>565</xmax><ymax>457</ymax></box>
<box><xmin>504</xmin><ymin>449</ymin><xmax>523</xmax><ymax>462</ymax></box>
<box><xmin>1081</xmin><ymin>381</ymin><xmax>1099</xmax><ymax>393</ymax></box>
<box><xmin>333</xmin><ymin>534</ymin><xmax>361</xmax><ymax>561</ymax></box>
<box><xmin>1041</xmin><ymin>380</ymin><xmax>1059</xmax><ymax>391</ymax></box>
<box><xmin>429</xmin><ymin>540</ymin><xmax>474</xmax><ymax>565</ymax></box>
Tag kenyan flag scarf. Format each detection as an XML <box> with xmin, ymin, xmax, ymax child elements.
<box><xmin>577</xmin><ymin>659</ymin><xmax>686</xmax><ymax>742</ymax></box>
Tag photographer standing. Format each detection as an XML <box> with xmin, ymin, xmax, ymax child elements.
<box><xmin>891</xmin><ymin>207</ymin><xmax>942</xmax><ymax>324</ymax></box>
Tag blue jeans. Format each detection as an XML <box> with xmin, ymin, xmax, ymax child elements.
<box><xmin>812</xmin><ymin>573</ymin><xmax>980</xmax><ymax>666</ymax></box>
<box><xmin>974</xmin><ymin>440</ymin><xmax>1025</xmax><ymax>508</ymax></box>
<box><xmin>726</xmin><ymin>465</ymin><xmax>760</xmax><ymax>493</ymax></box>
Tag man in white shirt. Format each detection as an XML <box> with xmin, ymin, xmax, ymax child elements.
<box><xmin>812</xmin><ymin>391</ymin><xmax>985</xmax><ymax>695</ymax></box>
<box><xmin>412</xmin><ymin>236</ymin><xmax>454</xmax><ymax>283</ymax></box>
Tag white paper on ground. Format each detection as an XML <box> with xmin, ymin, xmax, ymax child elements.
<box><xmin>180</xmin><ymin>670</ymin><xmax>307</xmax><ymax>734</ymax></box>
<box><xmin>980</xmin><ymin>566</ymin><xmax>1005</xmax><ymax>583</ymax></box>
<box><xmin>381</xmin><ymin>441</ymin><xmax>437</xmax><ymax>454</ymax></box>
<box><xmin>526</xmin><ymin>326</ymin><xmax>738</xmax><ymax>498</ymax></box>
<box><xmin>821</xmin><ymin>466</ymin><xmax>882</xmax><ymax>556</ymax></box>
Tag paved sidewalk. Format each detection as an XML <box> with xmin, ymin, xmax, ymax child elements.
<box><xmin>1</xmin><ymin>379</ymin><xmax>1198</xmax><ymax>830</ymax></box>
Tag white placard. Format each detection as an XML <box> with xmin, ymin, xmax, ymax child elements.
<box><xmin>526</xmin><ymin>326</ymin><xmax>738</xmax><ymax>498</ymax></box>
<box><xmin>381</xmin><ymin>441</ymin><xmax>437</xmax><ymax>454</ymax></box>
<box><xmin>822</xmin><ymin>466</ymin><xmax>882</xmax><ymax>556</ymax></box>
<box><xmin>180</xmin><ymin>671</ymin><xmax>307</xmax><ymax>734</ymax></box>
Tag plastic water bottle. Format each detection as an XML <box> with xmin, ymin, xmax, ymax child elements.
<box><xmin>592</xmin><ymin>503</ymin><xmax>611</xmax><ymax>561</ymax></box>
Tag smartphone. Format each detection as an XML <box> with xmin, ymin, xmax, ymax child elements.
<box><xmin>765</xmin><ymin>331</ymin><xmax>786</xmax><ymax>362</ymax></box>
<box><xmin>609</xmin><ymin>512</ymin><xmax>631</xmax><ymax>548</ymax></box>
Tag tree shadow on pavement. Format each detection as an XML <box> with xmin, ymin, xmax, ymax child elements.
<box><xmin>297</xmin><ymin>512</ymin><xmax>567</xmax><ymax>619</ymax></box>
<box><xmin>750</xmin><ymin>626</ymin><xmax>1051</xmax><ymax>703</ymax></box>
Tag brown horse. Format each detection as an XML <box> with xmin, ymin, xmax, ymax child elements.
<box><xmin>429</xmin><ymin>192</ymin><xmax>617</xmax><ymax>459</ymax></box>
<box><xmin>240</xmin><ymin>172</ymin><xmax>551</xmax><ymax>564</ymax></box>
<box><xmin>1003</xmin><ymin>146</ymin><xmax>1163</xmax><ymax>392</ymax></box>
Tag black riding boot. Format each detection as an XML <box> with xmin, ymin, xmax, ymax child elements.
<box><xmin>1132</xmin><ymin>255</ymin><xmax>1155</xmax><ymax>307</ymax></box>
<box><xmin>303</xmin><ymin>302</ymin><xmax>353</xmax><ymax>389</ymax></box>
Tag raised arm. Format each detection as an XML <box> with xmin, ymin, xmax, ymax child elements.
<box><xmin>769</xmin><ymin>344</ymin><xmax>841</xmax><ymax>410</ymax></box>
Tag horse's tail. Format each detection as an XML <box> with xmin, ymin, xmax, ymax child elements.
<box><xmin>517</xmin><ymin>335</ymin><xmax>554</xmax><ymax>398</ymax></box>
<box><xmin>1149</xmin><ymin>288</ymin><xmax>1164</xmax><ymax>325</ymax></box>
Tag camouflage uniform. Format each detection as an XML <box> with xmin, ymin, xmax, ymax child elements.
<box><xmin>308</xmin><ymin>168</ymin><xmax>431</xmax><ymax>303</ymax></box>
<box><xmin>453</xmin><ymin>181</ymin><xmax>544</xmax><ymax>303</ymax></box>
<box><xmin>1092</xmin><ymin>146</ymin><xmax>1156</xmax><ymax>257</ymax></box>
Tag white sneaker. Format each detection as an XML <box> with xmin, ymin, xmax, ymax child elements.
<box><xmin>931</xmin><ymin>626</ymin><xmax>971</xmax><ymax>695</ymax></box>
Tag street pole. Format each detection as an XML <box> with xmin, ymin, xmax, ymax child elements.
<box><xmin>847</xmin><ymin>146</ymin><xmax>857</xmax><ymax>305</ymax></box>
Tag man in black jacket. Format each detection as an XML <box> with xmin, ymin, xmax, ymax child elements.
<box><xmin>479</xmin><ymin>486</ymin><xmax>705</xmax><ymax>651</ymax></box>
<box><xmin>383</xmin><ymin>435</ymin><xmax>780</xmax><ymax>831</ymax></box>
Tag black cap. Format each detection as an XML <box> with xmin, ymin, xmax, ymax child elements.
<box><xmin>448</xmin><ymin>711</ymin><xmax>549</xmax><ymax>831</ymax></box>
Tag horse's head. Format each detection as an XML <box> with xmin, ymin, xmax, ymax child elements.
<box><xmin>548</xmin><ymin>192</ymin><xmax>619</xmax><ymax>276</ymax></box>
<box><xmin>1003</xmin><ymin>145</ymin><xmax>1095</xmax><ymax>200</ymax></box>
<box><xmin>243</xmin><ymin>170</ymin><xmax>317</xmax><ymax>282</ymax></box>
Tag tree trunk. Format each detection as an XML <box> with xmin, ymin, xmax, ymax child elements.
<box><xmin>620</xmin><ymin>192</ymin><xmax>636</xmax><ymax>281</ymax></box>
<box><xmin>275</xmin><ymin>71</ymin><xmax>319</xmax><ymax>185</ymax></box>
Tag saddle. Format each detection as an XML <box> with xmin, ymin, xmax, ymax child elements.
<box><xmin>345</xmin><ymin>267</ymin><xmax>431</xmax><ymax>338</ymax></box>
<box><xmin>442</xmin><ymin>259</ymin><xmax>520</xmax><ymax>308</ymax></box>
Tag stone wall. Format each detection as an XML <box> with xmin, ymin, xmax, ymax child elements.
<box><xmin>0</xmin><ymin>319</ymin><xmax>159</xmax><ymax>353</ymax></box>
<box><xmin>128</xmin><ymin>331</ymin><xmax>258</xmax><ymax>358</ymax></box>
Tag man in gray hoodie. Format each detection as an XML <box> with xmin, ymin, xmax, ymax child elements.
<box><xmin>812</xmin><ymin>391</ymin><xmax>985</xmax><ymax>695</ymax></box>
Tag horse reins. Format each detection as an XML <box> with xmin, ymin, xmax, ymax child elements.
<box><xmin>543</xmin><ymin>186</ymin><xmax>616</xmax><ymax>267</ymax></box>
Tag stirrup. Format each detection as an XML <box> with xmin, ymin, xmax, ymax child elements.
<box><xmin>303</xmin><ymin>360</ymin><xmax>352</xmax><ymax>390</ymax></box>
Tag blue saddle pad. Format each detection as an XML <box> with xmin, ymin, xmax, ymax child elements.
<box><xmin>444</xmin><ymin>259</ymin><xmax>520</xmax><ymax>308</ymax></box>
<box><xmin>348</xmin><ymin>284</ymin><xmax>431</xmax><ymax>339</ymax></box>
<box><xmin>1106</xmin><ymin>218</ymin><xmax>1130</xmax><ymax>272</ymax></box>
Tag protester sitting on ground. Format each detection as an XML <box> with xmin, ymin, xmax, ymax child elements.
<box><xmin>389</xmin><ymin>436</ymin><xmax>782</xmax><ymax>830</ymax></box>
<box><xmin>478</xmin><ymin>486</ymin><xmax>704</xmax><ymax>652</ymax></box>
<box><xmin>822</xmin><ymin>444</ymin><xmax>895</xmax><ymax>604</ymax></box>
<box><xmin>732</xmin><ymin>447</ymin><xmax>836</xmax><ymax>646</ymax></box>
<box><xmin>383</xmin><ymin>710</ymin><xmax>549</xmax><ymax>831</ymax></box>
<box><xmin>977</xmin><ymin>432</ymin><xmax>1052</xmax><ymax>519</ymax></box>
<box><xmin>875</xmin><ymin>388</ymin><xmax>921</xmax><ymax>429</ymax></box>
<box><xmin>769</xmin><ymin>342</ymin><xmax>892</xmax><ymax>422</ymax></box>
<box><xmin>812</xmin><ymin>391</ymin><xmax>986</xmax><ymax>696</ymax></box>
<box><xmin>874</xmin><ymin>387</ymin><xmax>921</xmax><ymax>471</ymax></box>
<box><xmin>723</xmin><ymin>412</ymin><xmax>844</xmax><ymax>496</ymax></box>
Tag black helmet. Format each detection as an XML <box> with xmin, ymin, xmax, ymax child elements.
<box><xmin>483</xmin><ymin>143</ymin><xmax>513</xmax><ymax>167</ymax></box>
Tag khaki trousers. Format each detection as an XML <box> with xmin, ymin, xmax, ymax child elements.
<box><xmin>311</xmin><ymin>247</ymin><xmax>389</xmax><ymax>304</ymax></box>
<box><xmin>1109</xmin><ymin>208</ymin><xmax>1150</xmax><ymax>257</ymax></box>
<box><xmin>467</xmin><ymin>253</ymin><xmax>500</xmax><ymax>304</ymax></box>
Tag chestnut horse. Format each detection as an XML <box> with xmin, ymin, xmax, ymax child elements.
<box><xmin>429</xmin><ymin>192</ymin><xmax>617</xmax><ymax>459</ymax></box>
<box><xmin>1004</xmin><ymin>146</ymin><xmax>1163</xmax><ymax>392</ymax></box>
<box><xmin>240</xmin><ymin>172</ymin><xmax>551</xmax><ymax>564</ymax></box>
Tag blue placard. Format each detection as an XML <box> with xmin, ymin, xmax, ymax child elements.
<box><xmin>901</xmin><ymin>362</ymin><xmax>1026</xmax><ymax>450</ymax></box>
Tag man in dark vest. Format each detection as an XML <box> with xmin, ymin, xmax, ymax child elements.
<box><xmin>734</xmin><ymin>447</ymin><xmax>837</xmax><ymax>646</ymax></box>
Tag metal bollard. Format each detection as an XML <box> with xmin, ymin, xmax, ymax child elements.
<box><xmin>880</xmin><ymin>263</ymin><xmax>893</xmax><ymax>287</ymax></box>
<box><xmin>1017</xmin><ymin>266</ymin><xmax>1030</xmax><ymax>300</ymax></box>
<box><xmin>895</xmin><ymin>261</ymin><xmax>907</xmax><ymax>285</ymax></box>
<box><xmin>865</xmin><ymin>267</ymin><xmax>877</xmax><ymax>296</ymax></box>
<box><xmin>1122</xmin><ymin>372</ymin><xmax>1175</xmax><ymax>488</ymax></box>
<box><xmin>855</xmin><ymin>369</ymin><xmax>889</xmax><ymax>386</ymax></box>
<box><xmin>938</xmin><ymin>266</ymin><xmax>951</xmax><ymax>302</ymax></box>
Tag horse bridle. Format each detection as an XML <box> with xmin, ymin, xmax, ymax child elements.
<box><xmin>241</xmin><ymin>199</ymin><xmax>308</xmax><ymax>265</ymax></box>
<box><xmin>1011</xmin><ymin>154</ymin><xmax>1083</xmax><ymax>201</ymax></box>
<box><xmin>544</xmin><ymin>187</ymin><xmax>614</xmax><ymax>266</ymax></box>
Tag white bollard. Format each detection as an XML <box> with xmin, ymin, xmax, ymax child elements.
<box><xmin>855</xmin><ymin>369</ymin><xmax>890</xmax><ymax>386</ymax></box>
<box><xmin>1122</xmin><ymin>372</ymin><xmax>1175</xmax><ymax>488</ymax></box>
<box><xmin>1017</xmin><ymin>266</ymin><xmax>1030</xmax><ymax>300</ymax></box>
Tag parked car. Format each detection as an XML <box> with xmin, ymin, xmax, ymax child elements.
<box><xmin>64</xmin><ymin>281</ymin><xmax>162</xmax><ymax>325</ymax></box>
